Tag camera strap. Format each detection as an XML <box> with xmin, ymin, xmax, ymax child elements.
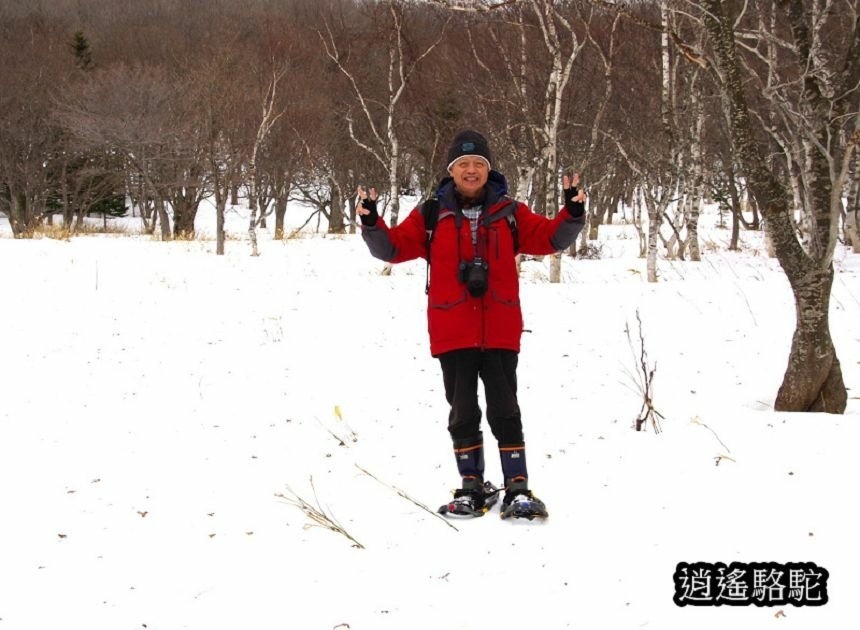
<box><xmin>422</xmin><ymin>197</ymin><xmax>517</xmax><ymax>294</ymax></box>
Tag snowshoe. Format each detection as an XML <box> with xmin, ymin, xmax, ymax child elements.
<box><xmin>438</xmin><ymin>481</ymin><xmax>501</xmax><ymax>517</ymax></box>
<box><xmin>500</xmin><ymin>489</ymin><xmax>548</xmax><ymax>521</ymax></box>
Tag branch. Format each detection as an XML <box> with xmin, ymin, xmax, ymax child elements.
<box><xmin>355</xmin><ymin>465</ymin><xmax>459</xmax><ymax>532</ymax></box>
<box><xmin>427</xmin><ymin>0</ymin><xmax>522</xmax><ymax>12</ymax></box>
<box><xmin>276</xmin><ymin>479</ymin><xmax>365</xmax><ymax>549</ymax></box>
<box><xmin>690</xmin><ymin>416</ymin><xmax>733</xmax><ymax>462</ymax></box>
<box><xmin>834</xmin><ymin>6</ymin><xmax>860</xmax><ymax>114</ymax></box>
<box><xmin>624</xmin><ymin>309</ymin><xmax>664</xmax><ymax>433</ymax></box>
<box><xmin>590</xmin><ymin>0</ymin><xmax>709</xmax><ymax>69</ymax></box>
<box><xmin>345</xmin><ymin>111</ymin><xmax>390</xmax><ymax>171</ymax></box>
<box><xmin>390</xmin><ymin>10</ymin><xmax>449</xmax><ymax>108</ymax></box>
<box><xmin>318</xmin><ymin>20</ymin><xmax>387</xmax><ymax>150</ymax></box>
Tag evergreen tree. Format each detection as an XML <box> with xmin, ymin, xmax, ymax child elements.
<box><xmin>90</xmin><ymin>193</ymin><xmax>127</xmax><ymax>219</ymax></box>
<box><xmin>69</xmin><ymin>31</ymin><xmax>92</xmax><ymax>70</ymax></box>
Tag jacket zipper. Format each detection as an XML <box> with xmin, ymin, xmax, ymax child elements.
<box><xmin>480</xmin><ymin>224</ymin><xmax>488</xmax><ymax>349</ymax></box>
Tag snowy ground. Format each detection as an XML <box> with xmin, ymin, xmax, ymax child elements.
<box><xmin>1</xmin><ymin>201</ymin><xmax>858</xmax><ymax>630</ymax></box>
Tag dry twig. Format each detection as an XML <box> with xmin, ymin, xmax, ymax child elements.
<box><xmin>276</xmin><ymin>478</ymin><xmax>365</xmax><ymax>549</ymax></box>
<box><xmin>355</xmin><ymin>464</ymin><xmax>459</xmax><ymax>532</ymax></box>
<box><xmin>624</xmin><ymin>310</ymin><xmax>665</xmax><ymax>433</ymax></box>
<box><xmin>315</xmin><ymin>416</ymin><xmax>348</xmax><ymax>447</ymax></box>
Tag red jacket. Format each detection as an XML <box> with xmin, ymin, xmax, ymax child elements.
<box><xmin>362</xmin><ymin>173</ymin><xmax>584</xmax><ymax>356</ymax></box>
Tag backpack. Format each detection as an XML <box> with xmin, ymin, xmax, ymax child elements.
<box><xmin>421</xmin><ymin>196</ymin><xmax>519</xmax><ymax>294</ymax></box>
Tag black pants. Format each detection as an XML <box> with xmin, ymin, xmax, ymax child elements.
<box><xmin>438</xmin><ymin>348</ymin><xmax>523</xmax><ymax>449</ymax></box>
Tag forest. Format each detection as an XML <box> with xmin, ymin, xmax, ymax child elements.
<box><xmin>1</xmin><ymin>0</ymin><xmax>858</xmax><ymax>413</ymax></box>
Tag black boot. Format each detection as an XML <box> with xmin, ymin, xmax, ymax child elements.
<box><xmin>499</xmin><ymin>446</ymin><xmax>547</xmax><ymax>520</ymax></box>
<box><xmin>500</xmin><ymin>479</ymin><xmax>548</xmax><ymax>520</ymax></box>
<box><xmin>453</xmin><ymin>438</ymin><xmax>485</xmax><ymax>487</ymax></box>
<box><xmin>499</xmin><ymin>443</ymin><xmax>528</xmax><ymax>492</ymax></box>
<box><xmin>439</xmin><ymin>478</ymin><xmax>501</xmax><ymax>517</ymax></box>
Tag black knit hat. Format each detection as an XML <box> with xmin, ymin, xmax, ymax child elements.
<box><xmin>446</xmin><ymin>129</ymin><xmax>492</xmax><ymax>171</ymax></box>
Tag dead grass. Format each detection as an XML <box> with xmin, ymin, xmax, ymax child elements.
<box><xmin>30</xmin><ymin>221</ymin><xmax>140</xmax><ymax>239</ymax></box>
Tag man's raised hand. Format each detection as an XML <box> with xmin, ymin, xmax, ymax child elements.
<box><xmin>356</xmin><ymin>185</ymin><xmax>379</xmax><ymax>226</ymax></box>
<box><xmin>562</xmin><ymin>173</ymin><xmax>586</xmax><ymax>219</ymax></box>
<box><xmin>562</xmin><ymin>173</ymin><xmax>586</xmax><ymax>203</ymax></box>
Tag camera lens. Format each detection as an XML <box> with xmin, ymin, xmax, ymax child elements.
<box><xmin>466</xmin><ymin>261</ymin><xmax>488</xmax><ymax>298</ymax></box>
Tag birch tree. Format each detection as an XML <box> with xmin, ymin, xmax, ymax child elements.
<box><xmin>575</xmin><ymin>8</ymin><xmax>622</xmax><ymax>248</ymax></box>
<box><xmin>701</xmin><ymin>0</ymin><xmax>858</xmax><ymax>413</ymax></box>
<box><xmin>449</xmin><ymin>5</ymin><xmax>542</xmax><ymax>203</ymax></box>
<box><xmin>531</xmin><ymin>0</ymin><xmax>588</xmax><ymax>282</ymax></box>
<box><xmin>247</xmin><ymin>62</ymin><xmax>287</xmax><ymax>257</ymax></box>
<box><xmin>320</xmin><ymin>0</ymin><xmax>448</xmax><ymax>227</ymax></box>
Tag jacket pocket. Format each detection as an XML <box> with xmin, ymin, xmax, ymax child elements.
<box><xmin>430</xmin><ymin>285</ymin><xmax>468</xmax><ymax>310</ymax></box>
<box><xmin>490</xmin><ymin>289</ymin><xmax>520</xmax><ymax>307</ymax></box>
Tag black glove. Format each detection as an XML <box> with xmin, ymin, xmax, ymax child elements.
<box><xmin>564</xmin><ymin>185</ymin><xmax>585</xmax><ymax>219</ymax></box>
<box><xmin>359</xmin><ymin>196</ymin><xmax>379</xmax><ymax>227</ymax></box>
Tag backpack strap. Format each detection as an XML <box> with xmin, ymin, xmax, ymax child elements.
<box><xmin>421</xmin><ymin>196</ymin><xmax>440</xmax><ymax>255</ymax></box>
<box><xmin>421</xmin><ymin>197</ymin><xmax>440</xmax><ymax>295</ymax></box>
<box><xmin>484</xmin><ymin>199</ymin><xmax>519</xmax><ymax>253</ymax></box>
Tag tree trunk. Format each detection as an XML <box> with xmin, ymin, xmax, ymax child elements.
<box><xmin>387</xmin><ymin>130</ymin><xmax>401</xmax><ymax>227</ymax></box>
<box><xmin>274</xmin><ymin>194</ymin><xmax>288</xmax><ymax>241</ymax></box>
<box><xmin>530</xmin><ymin>0</ymin><xmax>583</xmax><ymax>283</ymax></box>
<box><xmin>686</xmin><ymin>194</ymin><xmax>702</xmax><ymax>261</ymax></box>
<box><xmin>329</xmin><ymin>176</ymin><xmax>346</xmax><ymax>234</ymax></box>
<box><xmin>347</xmin><ymin>194</ymin><xmax>357</xmax><ymax>235</ymax></box>
<box><xmin>9</xmin><ymin>190</ymin><xmax>25</xmax><ymax>238</ymax></box>
<box><xmin>728</xmin><ymin>168</ymin><xmax>741</xmax><ymax>250</ymax></box>
<box><xmin>515</xmin><ymin>165</ymin><xmax>534</xmax><ymax>202</ymax></box>
<box><xmin>247</xmin><ymin>66</ymin><xmax>285</xmax><ymax>256</ymax></box>
<box><xmin>140</xmin><ymin>198</ymin><xmax>155</xmax><ymax>235</ymax></box>
<box><xmin>587</xmin><ymin>189</ymin><xmax>605</xmax><ymax>241</ymax></box>
<box><xmin>687</xmin><ymin>78</ymin><xmax>705</xmax><ymax>261</ymax></box>
<box><xmin>248</xmin><ymin>151</ymin><xmax>261</xmax><ymax>256</ymax></box>
<box><xmin>634</xmin><ymin>187</ymin><xmax>647</xmax><ymax>258</ymax></box>
<box><xmin>61</xmin><ymin>160</ymin><xmax>73</xmax><ymax>230</ymax></box>
<box><xmin>644</xmin><ymin>190</ymin><xmax>665</xmax><ymax>282</ymax></box>
<box><xmin>139</xmin><ymin>167</ymin><xmax>171</xmax><ymax>241</ymax></box>
<box><xmin>775</xmin><ymin>266</ymin><xmax>846</xmax><ymax>412</ymax></box>
<box><xmin>845</xmin><ymin>151</ymin><xmax>859</xmax><ymax>251</ymax></box>
<box><xmin>259</xmin><ymin>208</ymin><xmax>268</xmax><ymax>230</ymax></box>
<box><xmin>155</xmin><ymin>197</ymin><xmax>171</xmax><ymax>241</ymax></box>
<box><xmin>214</xmin><ymin>180</ymin><xmax>227</xmax><ymax>256</ymax></box>
<box><xmin>172</xmin><ymin>195</ymin><xmax>198</xmax><ymax>239</ymax></box>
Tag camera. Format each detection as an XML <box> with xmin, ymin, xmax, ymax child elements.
<box><xmin>459</xmin><ymin>257</ymin><xmax>489</xmax><ymax>298</ymax></box>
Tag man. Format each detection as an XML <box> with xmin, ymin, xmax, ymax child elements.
<box><xmin>358</xmin><ymin>130</ymin><xmax>586</xmax><ymax>519</ymax></box>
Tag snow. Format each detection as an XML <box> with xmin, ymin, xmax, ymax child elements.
<box><xmin>1</xmin><ymin>201</ymin><xmax>858</xmax><ymax>630</ymax></box>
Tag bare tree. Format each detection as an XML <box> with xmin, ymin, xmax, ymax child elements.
<box><xmin>247</xmin><ymin>62</ymin><xmax>288</xmax><ymax>256</ymax></box>
<box><xmin>574</xmin><ymin>8</ymin><xmax>622</xmax><ymax>248</ymax></box>
<box><xmin>56</xmin><ymin>63</ymin><xmax>187</xmax><ymax>241</ymax></box>
<box><xmin>320</xmin><ymin>0</ymin><xmax>448</xmax><ymax>227</ymax></box>
<box><xmin>0</xmin><ymin>15</ymin><xmax>66</xmax><ymax>237</ymax></box>
<box><xmin>530</xmin><ymin>0</ymin><xmax>589</xmax><ymax>282</ymax></box>
<box><xmin>194</xmin><ymin>40</ymin><xmax>249</xmax><ymax>255</ymax></box>
<box><xmin>702</xmin><ymin>0</ymin><xmax>857</xmax><ymax>413</ymax></box>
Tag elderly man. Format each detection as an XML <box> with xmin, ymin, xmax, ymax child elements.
<box><xmin>357</xmin><ymin>130</ymin><xmax>586</xmax><ymax>519</ymax></box>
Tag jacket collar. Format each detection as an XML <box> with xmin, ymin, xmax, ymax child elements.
<box><xmin>436</xmin><ymin>170</ymin><xmax>509</xmax><ymax>213</ymax></box>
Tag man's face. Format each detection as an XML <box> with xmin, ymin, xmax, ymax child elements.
<box><xmin>449</xmin><ymin>157</ymin><xmax>489</xmax><ymax>199</ymax></box>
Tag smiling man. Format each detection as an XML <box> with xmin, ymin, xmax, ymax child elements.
<box><xmin>356</xmin><ymin>129</ymin><xmax>587</xmax><ymax>520</ymax></box>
